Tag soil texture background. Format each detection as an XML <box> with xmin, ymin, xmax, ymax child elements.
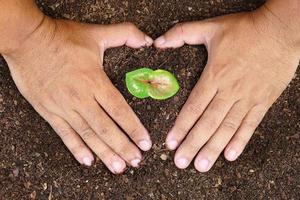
<box><xmin>0</xmin><ymin>0</ymin><xmax>299</xmax><ymax>199</ymax></box>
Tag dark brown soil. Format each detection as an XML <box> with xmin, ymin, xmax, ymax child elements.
<box><xmin>1</xmin><ymin>0</ymin><xmax>299</xmax><ymax>199</ymax></box>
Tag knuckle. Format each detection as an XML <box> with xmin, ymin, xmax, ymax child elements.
<box><xmin>128</xmin><ymin>127</ymin><xmax>139</xmax><ymax>139</ymax></box>
<box><xmin>96</xmin><ymin>126</ymin><xmax>108</xmax><ymax>136</ymax></box>
<box><xmin>222</xmin><ymin>120</ymin><xmax>239</xmax><ymax>131</ymax></box>
<box><xmin>69</xmin><ymin>88</ymin><xmax>81</xmax><ymax>101</ymax></box>
<box><xmin>79</xmin><ymin>126</ymin><xmax>94</xmax><ymax>140</ymax></box>
<box><xmin>211</xmin><ymin>98</ymin><xmax>228</xmax><ymax>111</ymax></box>
<box><xmin>61</xmin><ymin>86</ymin><xmax>83</xmax><ymax>105</ymax></box>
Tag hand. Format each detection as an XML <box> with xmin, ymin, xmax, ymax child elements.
<box><xmin>155</xmin><ymin>9</ymin><xmax>299</xmax><ymax>172</ymax></box>
<box><xmin>3</xmin><ymin>17</ymin><xmax>153</xmax><ymax>174</ymax></box>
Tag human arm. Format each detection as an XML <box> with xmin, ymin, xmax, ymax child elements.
<box><xmin>155</xmin><ymin>0</ymin><xmax>300</xmax><ymax>172</ymax></box>
<box><xmin>1</xmin><ymin>0</ymin><xmax>153</xmax><ymax>174</ymax></box>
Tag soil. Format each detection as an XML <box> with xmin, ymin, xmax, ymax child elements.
<box><xmin>1</xmin><ymin>0</ymin><xmax>299</xmax><ymax>199</ymax></box>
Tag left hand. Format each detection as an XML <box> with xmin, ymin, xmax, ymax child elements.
<box><xmin>155</xmin><ymin>8</ymin><xmax>299</xmax><ymax>172</ymax></box>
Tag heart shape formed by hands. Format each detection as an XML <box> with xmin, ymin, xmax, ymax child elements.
<box><xmin>5</xmin><ymin>2</ymin><xmax>298</xmax><ymax>175</ymax></box>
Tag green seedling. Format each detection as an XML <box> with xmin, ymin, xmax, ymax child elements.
<box><xmin>125</xmin><ymin>68</ymin><xmax>180</xmax><ymax>100</ymax></box>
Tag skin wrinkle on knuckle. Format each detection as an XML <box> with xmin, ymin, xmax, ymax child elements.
<box><xmin>55</xmin><ymin>84</ymin><xmax>83</xmax><ymax>107</ymax></box>
<box><xmin>83</xmin><ymin>111</ymin><xmax>109</xmax><ymax>137</ymax></box>
<box><xmin>68</xmin><ymin>88</ymin><xmax>82</xmax><ymax>103</ymax></box>
<box><xmin>211</xmin><ymin>98</ymin><xmax>229</xmax><ymax>111</ymax></box>
<box><xmin>80</xmin><ymin>128</ymin><xmax>94</xmax><ymax>140</ymax></box>
<box><xmin>221</xmin><ymin>120</ymin><xmax>239</xmax><ymax>131</ymax></box>
<box><xmin>227</xmin><ymin>79</ymin><xmax>247</xmax><ymax>96</ymax></box>
<box><xmin>95</xmin><ymin>126</ymin><xmax>108</xmax><ymax>136</ymax></box>
<box><xmin>128</xmin><ymin>127</ymin><xmax>139</xmax><ymax>140</ymax></box>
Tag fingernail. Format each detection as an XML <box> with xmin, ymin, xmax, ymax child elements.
<box><xmin>131</xmin><ymin>158</ymin><xmax>141</xmax><ymax>167</ymax></box>
<box><xmin>145</xmin><ymin>35</ymin><xmax>153</xmax><ymax>46</ymax></box>
<box><xmin>112</xmin><ymin>161</ymin><xmax>126</xmax><ymax>174</ymax></box>
<box><xmin>196</xmin><ymin>158</ymin><xmax>209</xmax><ymax>172</ymax></box>
<box><xmin>138</xmin><ymin>140</ymin><xmax>152</xmax><ymax>151</ymax></box>
<box><xmin>175</xmin><ymin>157</ymin><xmax>189</xmax><ymax>169</ymax></box>
<box><xmin>155</xmin><ymin>36</ymin><xmax>166</xmax><ymax>46</ymax></box>
<box><xmin>167</xmin><ymin>139</ymin><xmax>178</xmax><ymax>150</ymax></box>
<box><xmin>227</xmin><ymin>149</ymin><xmax>237</xmax><ymax>161</ymax></box>
<box><xmin>83</xmin><ymin>157</ymin><xmax>93</xmax><ymax>167</ymax></box>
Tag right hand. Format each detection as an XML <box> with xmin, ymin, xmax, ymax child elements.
<box><xmin>3</xmin><ymin>17</ymin><xmax>153</xmax><ymax>174</ymax></box>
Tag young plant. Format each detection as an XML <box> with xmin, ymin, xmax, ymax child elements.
<box><xmin>125</xmin><ymin>68</ymin><xmax>180</xmax><ymax>100</ymax></box>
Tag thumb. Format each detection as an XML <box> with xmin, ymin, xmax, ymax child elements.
<box><xmin>154</xmin><ymin>21</ymin><xmax>215</xmax><ymax>49</ymax></box>
<box><xmin>97</xmin><ymin>22</ymin><xmax>153</xmax><ymax>50</ymax></box>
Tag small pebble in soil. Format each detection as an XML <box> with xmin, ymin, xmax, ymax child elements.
<box><xmin>42</xmin><ymin>183</ymin><xmax>47</xmax><ymax>190</ymax></box>
<box><xmin>160</xmin><ymin>153</ymin><xmax>168</xmax><ymax>161</ymax></box>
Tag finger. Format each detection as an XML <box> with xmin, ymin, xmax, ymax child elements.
<box><xmin>155</xmin><ymin>21</ymin><xmax>214</xmax><ymax>49</ymax></box>
<box><xmin>95</xmin><ymin>79</ymin><xmax>152</xmax><ymax>151</ymax></box>
<box><xmin>42</xmin><ymin>111</ymin><xmax>95</xmax><ymax>167</ymax></box>
<box><xmin>98</xmin><ymin>22</ymin><xmax>153</xmax><ymax>49</ymax></box>
<box><xmin>224</xmin><ymin>104</ymin><xmax>269</xmax><ymax>161</ymax></box>
<box><xmin>194</xmin><ymin>101</ymin><xmax>250</xmax><ymax>172</ymax></box>
<box><xmin>174</xmin><ymin>95</ymin><xmax>234</xmax><ymax>169</ymax></box>
<box><xmin>73</xmin><ymin>101</ymin><xmax>143</xmax><ymax>167</ymax></box>
<box><xmin>166</xmin><ymin>72</ymin><xmax>217</xmax><ymax>150</ymax></box>
<box><xmin>65</xmin><ymin>111</ymin><xmax>127</xmax><ymax>174</ymax></box>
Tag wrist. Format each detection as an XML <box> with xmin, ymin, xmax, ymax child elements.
<box><xmin>3</xmin><ymin>16</ymin><xmax>59</xmax><ymax>72</ymax></box>
<box><xmin>0</xmin><ymin>1</ymin><xmax>46</xmax><ymax>55</ymax></box>
<box><xmin>251</xmin><ymin>1</ymin><xmax>300</xmax><ymax>55</ymax></box>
